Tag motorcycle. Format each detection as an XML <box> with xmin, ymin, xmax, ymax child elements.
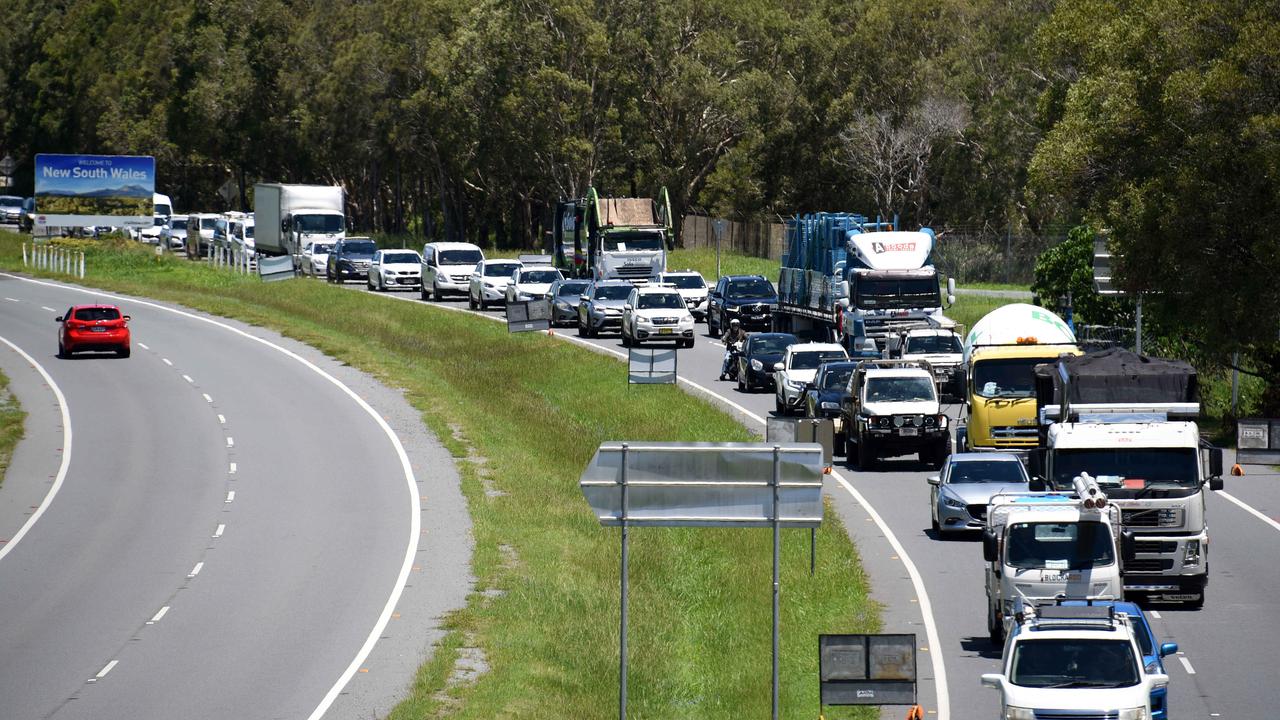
<box><xmin>722</xmin><ymin>341</ymin><xmax>744</xmax><ymax>382</ymax></box>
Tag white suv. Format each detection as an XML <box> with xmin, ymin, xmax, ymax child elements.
<box><xmin>468</xmin><ymin>259</ymin><xmax>523</xmax><ymax>310</ymax></box>
<box><xmin>982</xmin><ymin>602</ymin><xmax>1168</xmax><ymax>720</ymax></box>
<box><xmin>773</xmin><ymin>342</ymin><xmax>849</xmax><ymax>415</ymax></box>
<box><xmin>368</xmin><ymin>249</ymin><xmax>423</xmax><ymax>291</ymax></box>
<box><xmin>658</xmin><ymin>270</ymin><xmax>709</xmax><ymax>321</ymax></box>
<box><xmin>621</xmin><ymin>286</ymin><xmax>696</xmax><ymax>348</ymax></box>
<box><xmin>421</xmin><ymin>242</ymin><xmax>485</xmax><ymax>301</ymax></box>
<box><xmin>505</xmin><ymin>266</ymin><xmax>564</xmax><ymax>304</ymax></box>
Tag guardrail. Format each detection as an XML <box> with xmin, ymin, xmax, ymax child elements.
<box><xmin>21</xmin><ymin>242</ymin><xmax>85</xmax><ymax>279</ymax></box>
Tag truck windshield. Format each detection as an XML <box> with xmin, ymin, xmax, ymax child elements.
<box><xmin>865</xmin><ymin>377</ymin><xmax>935</xmax><ymax>402</ymax></box>
<box><xmin>602</xmin><ymin>232</ymin><xmax>663</xmax><ymax>251</ymax></box>
<box><xmin>854</xmin><ymin>278</ymin><xmax>940</xmax><ymax>310</ymax></box>
<box><xmin>440</xmin><ymin>249</ymin><xmax>483</xmax><ymax>264</ymax></box>
<box><xmin>1052</xmin><ymin>448</ymin><xmax>1199</xmax><ymax>489</ymax></box>
<box><xmin>296</xmin><ymin>214</ymin><xmax>345</xmax><ymax>233</ymax></box>
<box><xmin>1005</xmin><ymin>521</ymin><xmax>1114</xmax><ymax>570</ymax></box>
<box><xmin>907</xmin><ymin>335</ymin><xmax>962</xmax><ymax>354</ymax></box>
<box><xmin>972</xmin><ymin>357</ymin><xmax>1046</xmax><ymax>398</ymax></box>
<box><xmin>1010</xmin><ymin>639</ymin><xmax>1139</xmax><ymax>688</ymax></box>
<box><xmin>639</xmin><ymin>293</ymin><xmax>684</xmax><ymax>310</ymax></box>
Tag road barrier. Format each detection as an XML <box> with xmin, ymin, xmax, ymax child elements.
<box><xmin>22</xmin><ymin>242</ymin><xmax>86</xmax><ymax>279</ymax></box>
<box><xmin>207</xmin><ymin>242</ymin><xmax>257</xmax><ymax>275</ymax></box>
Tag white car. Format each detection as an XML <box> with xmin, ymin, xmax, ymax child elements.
<box><xmin>230</xmin><ymin>218</ymin><xmax>256</xmax><ymax>257</ymax></box>
<box><xmin>368</xmin><ymin>249</ymin><xmax>423</xmax><ymax>291</ymax></box>
<box><xmin>982</xmin><ymin>601</ymin><xmax>1169</xmax><ymax>720</ymax></box>
<box><xmin>658</xmin><ymin>270</ymin><xmax>710</xmax><ymax>321</ymax></box>
<box><xmin>621</xmin><ymin>286</ymin><xmax>696</xmax><ymax>348</ymax></box>
<box><xmin>186</xmin><ymin>213</ymin><xmax>219</xmax><ymax>255</ymax></box>
<box><xmin>505</xmin><ymin>266</ymin><xmax>564</xmax><ymax>304</ymax></box>
<box><xmin>301</xmin><ymin>239</ymin><xmax>336</xmax><ymax>276</ymax></box>
<box><xmin>773</xmin><ymin>342</ymin><xmax>849</xmax><ymax>415</ymax></box>
<box><xmin>421</xmin><ymin>242</ymin><xmax>485</xmax><ymax>301</ymax></box>
<box><xmin>159</xmin><ymin>216</ymin><xmax>188</xmax><ymax>251</ymax></box>
<box><xmin>138</xmin><ymin>215</ymin><xmax>167</xmax><ymax>244</ymax></box>
<box><xmin>895</xmin><ymin>327</ymin><xmax>964</xmax><ymax>399</ymax></box>
<box><xmin>468</xmin><ymin>259</ymin><xmax>523</xmax><ymax>310</ymax></box>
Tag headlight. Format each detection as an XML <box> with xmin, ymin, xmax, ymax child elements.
<box><xmin>484</xmin><ymin>282</ymin><xmax>495</xmax><ymax>288</ymax></box>
<box><xmin>1004</xmin><ymin>708</ymin><xmax>1035</xmax><ymax>720</ymax></box>
<box><xmin>786</xmin><ymin>378</ymin><xmax>806</xmax><ymax>390</ymax></box>
<box><xmin>820</xmin><ymin>401</ymin><xmax>840</xmax><ymax>411</ymax></box>
<box><xmin>751</xmin><ymin>359</ymin><xmax>763</xmax><ymax>372</ymax></box>
<box><xmin>1117</xmin><ymin>708</ymin><xmax>1148</xmax><ymax>720</ymax></box>
<box><xmin>943</xmin><ymin>496</ymin><xmax>965</xmax><ymax>509</ymax></box>
<box><xmin>1184</xmin><ymin>540</ymin><xmax>1201</xmax><ymax>566</ymax></box>
<box><xmin>724</xmin><ymin>305</ymin><xmax>741</xmax><ymax>314</ymax></box>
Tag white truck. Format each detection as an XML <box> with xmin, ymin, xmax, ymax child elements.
<box><xmin>837</xmin><ymin>229</ymin><xmax>955</xmax><ymax>343</ymax></box>
<box><xmin>1034</xmin><ymin>348</ymin><xmax>1224</xmax><ymax>607</ymax></box>
<box><xmin>253</xmin><ymin>183</ymin><xmax>346</xmax><ymax>261</ymax></box>
<box><xmin>983</xmin><ymin>474</ymin><xmax>1123</xmax><ymax>643</ymax></box>
<box><xmin>838</xmin><ymin>359</ymin><xmax>951</xmax><ymax>469</ymax></box>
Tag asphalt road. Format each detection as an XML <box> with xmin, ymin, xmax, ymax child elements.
<box><xmin>339</xmin><ymin>277</ymin><xmax>1280</xmax><ymax>720</ymax></box>
<box><xmin>0</xmin><ymin>274</ymin><xmax>470</xmax><ymax>719</ymax></box>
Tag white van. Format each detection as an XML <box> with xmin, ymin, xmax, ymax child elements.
<box><xmin>420</xmin><ymin>242</ymin><xmax>485</xmax><ymax>301</ymax></box>
<box><xmin>153</xmin><ymin>192</ymin><xmax>173</xmax><ymax>218</ymax></box>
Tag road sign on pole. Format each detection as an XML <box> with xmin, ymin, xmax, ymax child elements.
<box><xmin>218</xmin><ymin>179</ymin><xmax>238</xmax><ymax>206</ymax></box>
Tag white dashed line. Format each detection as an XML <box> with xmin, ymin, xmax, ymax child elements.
<box><xmin>1149</xmin><ymin>609</ymin><xmax>1161</xmax><ymax>619</ymax></box>
<box><xmin>229</xmin><ymin>462</ymin><xmax>237</xmax><ymax>475</ymax></box>
<box><xmin>1177</xmin><ymin>655</ymin><xmax>1196</xmax><ymax>674</ymax></box>
<box><xmin>217</xmin><ymin>414</ymin><xmax>226</xmax><ymax>424</ymax></box>
<box><xmin>202</xmin><ymin>393</ymin><xmax>213</xmax><ymax>403</ymax></box>
<box><xmin>4</xmin><ymin>297</ymin><xmax>19</xmax><ymax>302</ymax></box>
<box><xmin>225</xmin><ymin>491</ymin><xmax>235</xmax><ymax>503</ymax></box>
<box><xmin>213</xmin><ymin>523</ymin><xmax>225</xmax><ymax>538</ymax></box>
<box><xmin>147</xmin><ymin>606</ymin><xmax>170</xmax><ymax>625</ymax></box>
<box><xmin>188</xmin><ymin>562</ymin><xmax>203</xmax><ymax>578</ymax></box>
<box><xmin>138</xmin><ymin>342</ymin><xmax>149</xmax><ymax>350</ymax></box>
<box><xmin>182</xmin><ymin>374</ymin><xmax>193</xmax><ymax>383</ymax></box>
<box><xmin>88</xmin><ymin>660</ymin><xmax>118</xmax><ymax>682</ymax></box>
<box><xmin>40</xmin><ymin>305</ymin><xmax>56</xmax><ymax>312</ymax></box>
<box><xmin>162</xmin><ymin>358</ymin><xmax>173</xmax><ymax>366</ymax></box>
<box><xmin>225</xmin><ymin>436</ymin><xmax>234</xmax><ymax>448</ymax></box>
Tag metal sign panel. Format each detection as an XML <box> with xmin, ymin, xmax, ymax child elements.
<box><xmin>767</xmin><ymin>417</ymin><xmax>834</xmax><ymax>466</ymax></box>
<box><xmin>1093</xmin><ymin>235</ymin><xmax>1124</xmax><ymax>296</ymax></box>
<box><xmin>579</xmin><ymin>442</ymin><xmax>825</xmax><ymax>528</ymax></box>
<box><xmin>257</xmin><ymin>254</ymin><xmax>297</xmax><ymax>283</ymax></box>
<box><xmin>34</xmin><ymin>154</ymin><xmax>155</xmax><ymax>228</ymax></box>
<box><xmin>628</xmin><ymin>347</ymin><xmax>677</xmax><ymax>384</ymax></box>
<box><xmin>507</xmin><ymin>300</ymin><xmax>551</xmax><ymax>333</ymax></box>
<box><xmin>819</xmin><ymin>634</ymin><xmax>917</xmax><ymax>706</ymax></box>
<box><xmin>1236</xmin><ymin>418</ymin><xmax>1280</xmax><ymax>464</ymax></box>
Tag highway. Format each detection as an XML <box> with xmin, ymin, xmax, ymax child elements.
<box><xmin>0</xmin><ymin>275</ymin><xmax>470</xmax><ymax>720</ymax></box>
<box><xmin>347</xmin><ymin>280</ymin><xmax>1280</xmax><ymax>720</ymax></box>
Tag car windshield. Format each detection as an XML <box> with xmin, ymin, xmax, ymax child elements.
<box><xmin>384</xmin><ymin>252</ymin><xmax>419</xmax><ymax>264</ymax></box>
<box><xmin>154</xmin><ymin>217</ymin><xmax>167</xmax><ymax>227</ymax></box>
<box><xmin>854</xmin><ymin>277</ymin><xmax>940</xmax><ymax>310</ymax></box>
<box><xmin>972</xmin><ymin>357</ymin><xmax>1046</xmax><ymax>398</ymax></box>
<box><xmin>662</xmin><ymin>275</ymin><xmax>705</xmax><ymax>289</ymax></box>
<box><xmin>0</xmin><ymin>196</ymin><xmax>21</xmax><ymax>208</ymax></box>
<box><xmin>639</xmin><ymin>293</ymin><xmax>684</xmax><ymax>310</ymax></box>
<box><xmin>1005</xmin><ymin>521</ymin><xmax>1115</xmax><ymax>570</ymax></box>
<box><xmin>557</xmin><ymin>282</ymin><xmax>589</xmax><ymax>297</ymax></box>
<box><xmin>821</xmin><ymin>367</ymin><xmax>855</xmax><ymax>389</ymax></box>
<box><xmin>906</xmin><ymin>334</ymin><xmax>962</xmax><ymax>354</ymax></box>
<box><xmin>594</xmin><ymin>285</ymin><xmax>633</xmax><ymax>301</ymax></box>
<box><xmin>440</xmin><ymin>249</ymin><xmax>483</xmax><ymax>264</ymax></box>
<box><xmin>201</xmin><ymin>217</ymin><xmax>217</xmax><ymax>229</ymax></box>
<box><xmin>295</xmin><ymin>214</ymin><xmax>345</xmax><ymax>233</ymax></box>
<box><xmin>484</xmin><ymin>263</ymin><xmax>521</xmax><ymax>277</ymax></box>
<box><xmin>790</xmin><ymin>351</ymin><xmax>848</xmax><ymax>370</ymax></box>
<box><xmin>311</xmin><ymin>243</ymin><xmax>333</xmax><ymax>255</ymax></box>
<box><xmin>244</xmin><ymin>225</ymin><xmax>255</xmax><ymax>238</ymax></box>
<box><xmin>521</xmin><ymin>270</ymin><xmax>561</xmax><ymax>283</ymax></box>
<box><xmin>726</xmin><ymin>278</ymin><xmax>775</xmax><ymax>300</ymax></box>
<box><xmin>865</xmin><ymin>377</ymin><xmax>935</xmax><ymax>402</ymax></box>
<box><xmin>170</xmin><ymin>219</ymin><xmax>187</xmax><ymax>230</ymax></box>
<box><xmin>74</xmin><ymin>307</ymin><xmax>120</xmax><ymax>321</ymax></box>
<box><xmin>343</xmin><ymin>241</ymin><xmax>377</xmax><ymax>255</ymax></box>
<box><xmin>749</xmin><ymin>335</ymin><xmax>797</xmax><ymax>355</ymax></box>
<box><xmin>946</xmin><ymin>460</ymin><xmax>1027</xmax><ymax>484</ymax></box>
<box><xmin>1011</xmin><ymin>639</ymin><xmax>1139</xmax><ymax>688</ymax></box>
<box><xmin>1051</xmin><ymin>448</ymin><xmax>1200</xmax><ymax>489</ymax></box>
<box><xmin>602</xmin><ymin>231</ymin><xmax>663</xmax><ymax>251</ymax></box>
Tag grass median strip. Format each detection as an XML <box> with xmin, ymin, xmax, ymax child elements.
<box><xmin>0</xmin><ymin>233</ymin><xmax>878</xmax><ymax>718</ymax></box>
<box><xmin>0</xmin><ymin>368</ymin><xmax>25</xmax><ymax>490</ymax></box>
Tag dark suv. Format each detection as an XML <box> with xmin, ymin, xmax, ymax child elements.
<box><xmin>708</xmin><ymin>274</ymin><xmax>778</xmax><ymax>337</ymax></box>
<box><xmin>326</xmin><ymin>237</ymin><xmax>378</xmax><ymax>283</ymax></box>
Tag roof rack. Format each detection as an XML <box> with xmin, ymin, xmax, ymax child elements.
<box><xmin>855</xmin><ymin>358</ymin><xmax>933</xmax><ymax>373</ymax></box>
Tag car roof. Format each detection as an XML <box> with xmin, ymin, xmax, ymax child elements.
<box><xmin>424</xmin><ymin>241</ymin><xmax>481</xmax><ymax>250</ymax></box>
<box><xmin>906</xmin><ymin>328</ymin><xmax>959</xmax><ymax>337</ymax></box>
<box><xmin>482</xmin><ymin>258</ymin><xmax>521</xmax><ymax>265</ymax></box>
<box><xmin>71</xmin><ymin>304</ymin><xmax>121</xmax><ymax>310</ymax></box>
<box><xmin>660</xmin><ymin>270</ymin><xmax>703</xmax><ymax>277</ymax></box>
<box><xmin>519</xmin><ymin>265</ymin><xmax>557</xmax><ymax>272</ymax></box>
<box><xmin>723</xmin><ymin>274</ymin><xmax>768</xmax><ymax>281</ymax></box>
<box><xmin>948</xmin><ymin>452</ymin><xmax>1023</xmax><ymax>463</ymax></box>
<box><xmin>634</xmin><ymin>285</ymin><xmax>680</xmax><ymax>294</ymax></box>
<box><xmin>788</xmin><ymin>342</ymin><xmax>846</xmax><ymax>353</ymax></box>
<box><xmin>592</xmin><ymin>279</ymin><xmax>634</xmax><ymax>286</ymax></box>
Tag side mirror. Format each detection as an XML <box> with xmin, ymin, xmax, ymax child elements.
<box><xmin>1147</xmin><ymin>673</ymin><xmax>1170</xmax><ymax>690</ymax></box>
<box><xmin>1208</xmin><ymin>447</ymin><xmax>1223</xmax><ymax>478</ymax></box>
<box><xmin>1159</xmin><ymin>642</ymin><xmax>1178</xmax><ymax>657</ymax></box>
<box><xmin>947</xmin><ymin>293</ymin><xmax>956</xmax><ymax>306</ymax></box>
<box><xmin>980</xmin><ymin>673</ymin><xmax>1004</xmax><ymax>690</ymax></box>
<box><xmin>1028</xmin><ymin>476</ymin><xmax>1046</xmax><ymax>492</ymax></box>
<box><xmin>927</xmin><ymin>475</ymin><xmax>941</xmax><ymax>486</ymax></box>
<box><xmin>55</xmin><ymin>316</ymin><xmax>63</xmax><ymax>322</ymax></box>
<box><xmin>773</xmin><ymin>362</ymin><xmax>784</xmax><ymax>372</ymax></box>
<box><xmin>982</xmin><ymin>530</ymin><xmax>999</xmax><ymax>562</ymax></box>
<box><xmin>1209</xmin><ymin>476</ymin><xmax>1224</xmax><ymax>491</ymax></box>
<box><xmin>1121</xmin><ymin>529</ymin><xmax>1136</xmax><ymax>562</ymax></box>
<box><xmin>123</xmin><ymin>315</ymin><xmax>131</xmax><ymax>321</ymax></box>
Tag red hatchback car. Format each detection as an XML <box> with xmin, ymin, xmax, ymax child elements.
<box><xmin>56</xmin><ymin>304</ymin><xmax>131</xmax><ymax>358</ymax></box>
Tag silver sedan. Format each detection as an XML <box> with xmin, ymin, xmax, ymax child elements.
<box><xmin>927</xmin><ymin>452</ymin><xmax>1029</xmax><ymax>534</ymax></box>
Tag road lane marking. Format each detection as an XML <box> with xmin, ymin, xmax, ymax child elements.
<box><xmin>202</xmin><ymin>393</ymin><xmax>213</xmax><ymax>403</ymax></box>
<box><xmin>0</xmin><ymin>335</ymin><xmax>74</xmax><ymax>566</ymax></box>
<box><xmin>188</xmin><ymin>562</ymin><xmax>203</xmax><ymax>578</ymax></box>
<box><xmin>229</xmin><ymin>462</ymin><xmax>237</xmax><ymax>474</ymax></box>
<box><xmin>162</xmin><ymin>358</ymin><xmax>173</xmax><ymax>366</ymax></box>
<box><xmin>1177</xmin><ymin>654</ymin><xmax>1196</xmax><ymax>674</ymax></box>
<box><xmin>213</xmin><ymin>523</ymin><xmax>225</xmax><ymax>537</ymax></box>
<box><xmin>4</xmin><ymin>297</ymin><xmax>18</xmax><ymax>302</ymax></box>
<box><xmin>1215</xmin><ymin>490</ymin><xmax>1280</xmax><ymax>533</ymax></box>
<box><xmin>217</xmin><ymin>414</ymin><xmax>226</xmax><ymax>424</ymax></box>
<box><xmin>88</xmin><ymin>660</ymin><xmax>118</xmax><ymax>682</ymax></box>
<box><xmin>225</xmin><ymin>491</ymin><xmax>235</xmax><ymax>503</ymax></box>
<box><xmin>1150</xmin><ymin>609</ymin><xmax>1161</xmax><ymax>619</ymax></box>
<box><xmin>183</xmin><ymin>374</ymin><xmax>193</xmax><ymax>383</ymax></box>
<box><xmin>137</xmin><ymin>342</ymin><xmax>149</xmax><ymax>350</ymax></box>
<box><xmin>147</xmin><ymin>606</ymin><xmax>170</xmax><ymax>625</ymax></box>
<box><xmin>226</xmin><ymin>436</ymin><xmax>234</xmax><ymax>448</ymax></box>
<box><xmin>40</xmin><ymin>305</ymin><xmax>56</xmax><ymax>312</ymax></box>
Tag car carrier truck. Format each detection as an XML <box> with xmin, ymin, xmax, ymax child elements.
<box><xmin>1033</xmin><ymin>348</ymin><xmax>1224</xmax><ymax>607</ymax></box>
<box><xmin>551</xmin><ymin>187</ymin><xmax>672</xmax><ymax>284</ymax></box>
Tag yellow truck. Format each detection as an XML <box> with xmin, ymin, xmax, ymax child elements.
<box><xmin>958</xmin><ymin>304</ymin><xmax>1079</xmax><ymax>452</ymax></box>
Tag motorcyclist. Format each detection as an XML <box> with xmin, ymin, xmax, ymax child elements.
<box><xmin>719</xmin><ymin>318</ymin><xmax>749</xmax><ymax>380</ymax></box>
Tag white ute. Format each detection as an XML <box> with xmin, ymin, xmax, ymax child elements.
<box><xmin>773</xmin><ymin>342</ymin><xmax>849</xmax><ymax>415</ymax></box>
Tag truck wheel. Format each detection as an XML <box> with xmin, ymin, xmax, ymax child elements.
<box><xmin>833</xmin><ymin>431</ymin><xmax>847</xmax><ymax>457</ymax></box>
<box><xmin>1185</xmin><ymin>589</ymin><xmax>1205</xmax><ymax>609</ymax></box>
<box><xmin>988</xmin><ymin>603</ymin><xmax>1004</xmax><ymax>645</ymax></box>
<box><xmin>857</xmin><ymin>435</ymin><xmax>876</xmax><ymax>470</ymax></box>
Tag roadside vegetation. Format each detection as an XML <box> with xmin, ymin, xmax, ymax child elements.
<box><xmin>0</xmin><ymin>230</ymin><xmax>878</xmax><ymax>718</ymax></box>
<box><xmin>0</xmin><ymin>368</ymin><xmax>25</xmax><ymax>489</ymax></box>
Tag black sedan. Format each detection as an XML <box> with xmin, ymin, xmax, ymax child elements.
<box><xmin>735</xmin><ymin>332</ymin><xmax>798</xmax><ymax>392</ymax></box>
<box><xmin>805</xmin><ymin>361</ymin><xmax>859</xmax><ymax>454</ymax></box>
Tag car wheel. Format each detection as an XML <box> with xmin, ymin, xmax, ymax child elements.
<box><xmin>432</xmin><ymin>282</ymin><xmax>443</xmax><ymax>301</ymax></box>
<box><xmin>737</xmin><ymin>372</ymin><xmax>746</xmax><ymax>392</ymax></box>
<box><xmin>709</xmin><ymin>313</ymin><xmax>722</xmax><ymax>338</ymax></box>
<box><xmin>857</xmin><ymin>435</ymin><xmax>876</xmax><ymax>470</ymax></box>
<box><xmin>988</xmin><ymin>603</ymin><xmax>1004</xmax><ymax>645</ymax></box>
<box><xmin>479</xmin><ymin>297</ymin><xmax>487</xmax><ymax>311</ymax></box>
<box><xmin>117</xmin><ymin>346</ymin><xmax>131</xmax><ymax>358</ymax></box>
<box><xmin>577</xmin><ymin>318</ymin><xmax>587</xmax><ymax>337</ymax></box>
<box><xmin>57</xmin><ymin>342</ymin><xmax>67</xmax><ymax>359</ymax></box>
<box><xmin>931</xmin><ymin>510</ymin><xmax>940</xmax><ymax>533</ymax></box>
<box><xmin>775</xmin><ymin>395</ymin><xmax>785</xmax><ymax>416</ymax></box>
<box><xmin>421</xmin><ymin>286</ymin><xmax>430</xmax><ymax>301</ymax></box>
<box><xmin>468</xmin><ymin>292</ymin><xmax>478</xmax><ymax>310</ymax></box>
<box><xmin>683</xmin><ymin>338</ymin><xmax>694</xmax><ymax>349</ymax></box>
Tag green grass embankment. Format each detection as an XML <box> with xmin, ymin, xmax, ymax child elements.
<box><xmin>0</xmin><ymin>232</ymin><xmax>878</xmax><ymax>718</ymax></box>
<box><xmin>0</xmin><ymin>368</ymin><xmax>25</xmax><ymax>489</ymax></box>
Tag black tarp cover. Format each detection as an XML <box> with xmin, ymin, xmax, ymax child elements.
<box><xmin>1034</xmin><ymin>347</ymin><xmax>1198</xmax><ymax>405</ymax></box>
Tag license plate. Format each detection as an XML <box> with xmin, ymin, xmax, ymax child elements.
<box><xmin>898</xmin><ymin>427</ymin><xmax>918</xmax><ymax>436</ymax></box>
<box><xmin>1162</xmin><ymin>593</ymin><xmax>1201</xmax><ymax>601</ymax></box>
<box><xmin>91</xmin><ymin>326</ymin><xmax>109</xmax><ymax>333</ymax></box>
<box><xmin>659</xmin><ymin>328</ymin><xmax>673</xmax><ymax>334</ymax></box>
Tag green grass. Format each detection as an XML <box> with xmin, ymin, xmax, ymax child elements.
<box><xmin>0</xmin><ymin>232</ymin><xmax>878</xmax><ymax>718</ymax></box>
<box><xmin>667</xmin><ymin>247</ymin><xmax>779</xmax><ymax>281</ymax></box>
<box><xmin>945</xmin><ymin>294</ymin><xmax>1023</xmax><ymax>336</ymax></box>
<box><xmin>0</xmin><ymin>368</ymin><xmax>25</xmax><ymax>489</ymax></box>
<box><xmin>955</xmin><ymin>281</ymin><xmax>1031</xmax><ymax>293</ymax></box>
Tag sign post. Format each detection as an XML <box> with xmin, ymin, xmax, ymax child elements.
<box><xmin>712</xmin><ymin>219</ymin><xmax>727</xmax><ymax>280</ymax></box>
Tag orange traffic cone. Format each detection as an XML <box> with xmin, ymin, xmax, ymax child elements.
<box><xmin>906</xmin><ymin>705</ymin><xmax>925</xmax><ymax>720</ymax></box>
<box><xmin>1231</xmin><ymin>463</ymin><xmax>1244</xmax><ymax>476</ymax></box>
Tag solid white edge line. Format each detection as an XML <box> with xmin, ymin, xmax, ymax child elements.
<box><xmin>0</xmin><ymin>335</ymin><xmax>73</xmax><ymax>566</ymax></box>
<box><xmin>1215</xmin><ymin>489</ymin><xmax>1280</xmax><ymax>533</ymax></box>
<box><xmin>0</xmin><ymin>273</ymin><xmax>421</xmax><ymax>720</ymax></box>
<box><xmin>416</xmin><ymin>299</ymin><xmax>951</xmax><ymax>719</ymax></box>
<box><xmin>1177</xmin><ymin>655</ymin><xmax>1196</xmax><ymax>674</ymax></box>
<box><xmin>147</xmin><ymin>606</ymin><xmax>170</xmax><ymax>624</ymax></box>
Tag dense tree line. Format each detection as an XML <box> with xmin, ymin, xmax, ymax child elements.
<box><xmin>2</xmin><ymin>0</ymin><xmax>1278</xmax><ymax>405</ymax></box>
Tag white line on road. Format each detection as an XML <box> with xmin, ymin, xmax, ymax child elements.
<box><xmin>225</xmin><ymin>436</ymin><xmax>234</xmax><ymax>448</ymax></box>
<box><xmin>147</xmin><ymin>606</ymin><xmax>170</xmax><ymax>625</ymax></box>
<box><xmin>162</xmin><ymin>358</ymin><xmax>173</xmax><ymax>366</ymax></box>
<box><xmin>202</xmin><ymin>393</ymin><xmax>213</xmax><ymax>403</ymax></box>
<box><xmin>40</xmin><ymin>305</ymin><xmax>56</xmax><ymax>312</ymax></box>
<box><xmin>228</xmin><ymin>462</ymin><xmax>237</xmax><ymax>474</ymax></box>
<box><xmin>182</xmin><ymin>374</ymin><xmax>193</xmax><ymax>383</ymax></box>
<box><xmin>137</xmin><ymin>342</ymin><xmax>149</xmax><ymax>349</ymax></box>
<box><xmin>225</xmin><ymin>491</ymin><xmax>235</xmax><ymax>503</ymax></box>
<box><xmin>4</xmin><ymin>297</ymin><xmax>18</xmax><ymax>302</ymax></box>
<box><xmin>1177</xmin><ymin>655</ymin><xmax>1196</xmax><ymax>674</ymax></box>
<box><xmin>213</xmin><ymin>523</ymin><xmax>225</xmax><ymax>538</ymax></box>
<box><xmin>0</xmin><ymin>335</ymin><xmax>74</xmax><ymax>566</ymax></box>
<box><xmin>217</xmin><ymin>414</ymin><xmax>226</xmax><ymax>424</ymax></box>
<box><xmin>88</xmin><ymin>660</ymin><xmax>118</xmax><ymax>682</ymax></box>
<box><xmin>188</xmin><ymin>562</ymin><xmax>203</xmax><ymax>578</ymax></box>
<box><xmin>1215</xmin><ymin>490</ymin><xmax>1280</xmax><ymax>533</ymax></box>
<box><xmin>1150</xmin><ymin>609</ymin><xmax>1161</xmax><ymax>619</ymax></box>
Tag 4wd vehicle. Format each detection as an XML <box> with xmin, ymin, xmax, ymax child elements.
<box><xmin>421</xmin><ymin>242</ymin><xmax>484</xmax><ymax>300</ymax></box>
<box><xmin>577</xmin><ymin>280</ymin><xmax>633</xmax><ymax>337</ymax></box>
<box><xmin>773</xmin><ymin>342</ymin><xmax>849</xmax><ymax>416</ymax></box>
<box><xmin>467</xmin><ymin>259</ymin><xmax>523</xmax><ymax>309</ymax></box>
<box><xmin>840</xmin><ymin>359</ymin><xmax>949</xmax><ymax>468</ymax></box>
<box><xmin>621</xmin><ymin>286</ymin><xmax>695</xmax><ymax>348</ymax></box>
<box><xmin>736</xmin><ymin>332</ymin><xmax>798</xmax><ymax>392</ymax></box>
<box><xmin>982</xmin><ymin>601</ymin><xmax>1170</xmax><ymax>720</ymax></box>
<box><xmin>707</xmin><ymin>275</ymin><xmax>777</xmax><ymax>337</ymax></box>
<box><xmin>804</xmin><ymin>361</ymin><xmax>859</xmax><ymax>452</ymax></box>
<box><xmin>326</xmin><ymin>237</ymin><xmax>378</xmax><ymax>283</ymax></box>
<box><xmin>658</xmin><ymin>270</ymin><xmax>709</xmax><ymax>321</ymax></box>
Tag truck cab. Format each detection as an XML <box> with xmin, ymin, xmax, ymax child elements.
<box><xmin>837</xmin><ymin>229</ymin><xmax>955</xmax><ymax>342</ymax></box>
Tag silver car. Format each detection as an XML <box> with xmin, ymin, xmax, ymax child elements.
<box><xmin>927</xmin><ymin>452</ymin><xmax>1029</xmax><ymax>534</ymax></box>
<box><xmin>546</xmin><ymin>279</ymin><xmax>590</xmax><ymax>326</ymax></box>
